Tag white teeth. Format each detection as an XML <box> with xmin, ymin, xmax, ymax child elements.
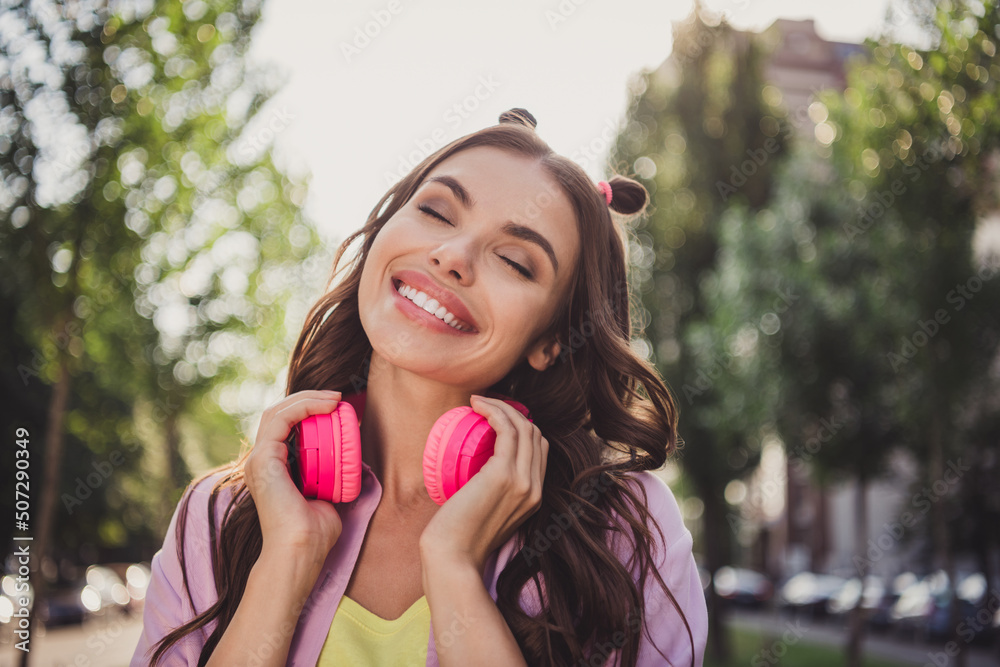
<box><xmin>395</xmin><ymin>281</ymin><xmax>471</xmax><ymax>331</ymax></box>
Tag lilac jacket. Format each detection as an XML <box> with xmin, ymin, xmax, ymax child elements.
<box><xmin>131</xmin><ymin>462</ymin><xmax>707</xmax><ymax>666</ymax></box>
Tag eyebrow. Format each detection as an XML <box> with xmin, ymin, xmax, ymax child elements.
<box><xmin>424</xmin><ymin>175</ymin><xmax>560</xmax><ymax>275</ymax></box>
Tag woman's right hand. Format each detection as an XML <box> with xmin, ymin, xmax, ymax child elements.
<box><xmin>244</xmin><ymin>390</ymin><xmax>345</xmax><ymax>568</ymax></box>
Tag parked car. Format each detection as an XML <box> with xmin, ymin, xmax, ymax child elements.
<box><xmin>116</xmin><ymin>562</ymin><xmax>151</xmax><ymax>615</ymax></box>
<box><xmin>868</xmin><ymin>572</ymin><xmax>917</xmax><ymax>632</ymax></box>
<box><xmin>81</xmin><ymin>564</ymin><xmax>131</xmax><ymax>619</ymax></box>
<box><xmin>34</xmin><ymin>564</ymin><xmax>133</xmax><ymax>628</ymax></box>
<box><xmin>827</xmin><ymin>575</ymin><xmax>885</xmax><ymax>616</ymax></box>
<box><xmin>713</xmin><ymin>566</ymin><xmax>773</xmax><ymax>608</ymax></box>
<box><xmin>38</xmin><ymin>583</ymin><xmax>91</xmax><ymax>627</ymax></box>
<box><xmin>951</xmin><ymin>572</ymin><xmax>996</xmax><ymax>646</ymax></box>
<box><xmin>888</xmin><ymin>570</ymin><xmax>997</xmax><ymax>643</ymax></box>
<box><xmin>891</xmin><ymin>570</ymin><xmax>954</xmax><ymax>641</ymax></box>
<box><xmin>779</xmin><ymin>571</ymin><xmax>847</xmax><ymax>619</ymax></box>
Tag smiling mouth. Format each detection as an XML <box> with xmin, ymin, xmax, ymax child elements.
<box><xmin>392</xmin><ymin>278</ymin><xmax>476</xmax><ymax>332</ymax></box>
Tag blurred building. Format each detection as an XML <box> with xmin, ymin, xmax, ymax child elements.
<box><xmin>758</xmin><ymin>19</ymin><xmax>867</xmax><ymax>139</ymax></box>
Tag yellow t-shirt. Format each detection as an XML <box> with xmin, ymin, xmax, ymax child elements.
<box><xmin>316</xmin><ymin>594</ymin><xmax>430</xmax><ymax>667</ymax></box>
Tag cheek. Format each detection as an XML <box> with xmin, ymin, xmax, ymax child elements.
<box><xmin>369</xmin><ymin>218</ymin><xmax>429</xmax><ymax>266</ymax></box>
<box><xmin>494</xmin><ymin>291</ymin><xmax>552</xmax><ymax>339</ymax></box>
<box><xmin>362</xmin><ymin>225</ymin><xmax>407</xmax><ymax>290</ymax></box>
<box><xmin>358</xmin><ymin>251</ymin><xmax>382</xmax><ymax>304</ymax></box>
<box><xmin>367</xmin><ymin>227</ymin><xmax>395</xmax><ymax>262</ymax></box>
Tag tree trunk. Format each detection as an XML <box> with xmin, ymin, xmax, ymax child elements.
<box><xmin>930</xmin><ymin>410</ymin><xmax>966</xmax><ymax>667</ymax></box>
<box><xmin>815</xmin><ymin>482</ymin><xmax>829</xmax><ymax>572</ymax></box>
<box><xmin>19</xmin><ymin>353</ymin><xmax>71</xmax><ymax>667</ymax></box>
<box><xmin>163</xmin><ymin>406</ymin><xmax>188</xmax><ymax>505</ymax></box>
<box><xmin>845</xmin><ymin>476</ymin><xmax>868</xmax><ymax>667</ymax></box>
<box><xmin>701</xmin><ymin>485</ymin><xmax>730</xmax><ymax>663</ymax></box>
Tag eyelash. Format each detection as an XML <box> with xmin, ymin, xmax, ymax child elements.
<box><xmin>417</xmin><ymin>204</ymin><xmax>534</xmax><ymax>280</ymax></box>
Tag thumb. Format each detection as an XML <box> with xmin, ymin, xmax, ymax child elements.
<box><xmin>309</xmin><ymin>499</ymin><xmax>343</xmax><ymax>531</ymax></box>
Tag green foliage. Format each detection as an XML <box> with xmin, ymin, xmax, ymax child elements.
<box><xmin>611</xmin><ymin>6</ymin><xmax>790</xmax><ymax>558</ymax></box>
<box><xmin>704</xmin><ymin>147</ymin><xmax>910</xmax><ymax>486</ymax></box>
<box><xmin>0</xmin><ymin>0</ymin><xmax>327</xmax><ymax>562</ymax></box>
<box><xmin>612</xmin><ymin>9</ymin><xmax>794</xmax><ymax>659</ymax></box>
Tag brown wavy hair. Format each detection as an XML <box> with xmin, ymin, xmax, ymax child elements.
<box><xmin>148</xmin><ymin>108</ymin><xmax>694</xmax><ymax>666</ymax></box>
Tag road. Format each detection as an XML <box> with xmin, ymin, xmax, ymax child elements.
<box><xmin>0</xmin><ymin>612</ymin><xmax>142</xmax><ymax>667</ymax></box>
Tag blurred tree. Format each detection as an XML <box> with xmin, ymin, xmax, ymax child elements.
<box><xmin>0</xmin><ymin>0</ymin><xmax>325</xmax><ymax>656</ymax></box>
<box><xmin>704</xmin><ymin>146</ymin><xmax>913</xmax><ymax>667</ymax></box>
<box><xmin>610</xmin><ymin>5</ymin><xmax>790</xmax><ymax>661</ymax></box>
<box><xmin>821</xmin><ymin>1</ymin><xmax>1000</xmax><ymax>663</ymax></box>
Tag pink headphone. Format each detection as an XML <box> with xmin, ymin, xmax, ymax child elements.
<box><xmin>287</xmin><ymin>390</ymin><xmax>531</xmax><ymax>504</ymax></box>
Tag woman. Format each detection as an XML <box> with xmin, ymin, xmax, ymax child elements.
<box><xmin>131</xmin><ymin>108</ymin><xmax>708</xmax><ymax>666</ymax></box>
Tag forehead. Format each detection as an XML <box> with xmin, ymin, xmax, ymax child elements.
<box><xmin>420</xmin><ymin>145</ymin><xmax>580</xmax><ymax>272</ymax></box>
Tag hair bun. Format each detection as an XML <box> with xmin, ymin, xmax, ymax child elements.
<box><xmin>498</xmin><ymin>108</ymin><xmax>537</xmax><ymax>130</ymax></box>
<box><xmin>606</xmin><ymin>176</ymin><xmax>649</xmax><ymax>216</ymax></box>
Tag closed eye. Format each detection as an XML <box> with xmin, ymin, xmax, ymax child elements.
<box><xmin>416</xmin><ymin>204</ymin><xmax>534</xmax><ymax>280</ymax></box>
<box><xmin>501</xmin><ymin>256</ymin><xmax>532</xmax><ymax>279</ymax></box>
<box><xmin>418</xmin><ymin>204</ymin><xmax>452</xmax><ymax>225</ymax></box>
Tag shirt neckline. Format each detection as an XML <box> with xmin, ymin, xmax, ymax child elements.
<box><xmin>337</xmin><ymin>593</ymin><xmax>430</xmax><ymax>634</ymax></box>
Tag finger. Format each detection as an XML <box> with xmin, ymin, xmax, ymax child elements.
<box><xmin>470</xmin><ymin>396</ymin><xmax>519</xmax><ymax>463</ymax></box>
<box><xmin>257</xmin><ymin>393</ymin><xmax>342</xmax><ymax>444</ymax></box>
<box><xmin>275</xmin><ymin>390</ymin><xmax>342</xmax><ymax>417</ymax></box>
<box><xmin>529</xmin><ymin>427</ymin><xmax>543</xmax><ymax>492</ymax></box>
<box><xmin>251</xmin><ymin>392</ymin><xmax>341</xmax><ymax>496</ymax></box>
<box><xmin>539</xmin><ymin>435</ymin><xmax>549</xmax><ymax>485</ymax></box>
<box><xmin>514</xmin><ymin>421</ymin><xmax>540</xmax><ymax>484</ymax></box>
<box><xmin>497</xmin><ymin>403</ymin><xmax>537</xmax><ymax>481</ymax></box>
<box><xmin>472</xmin><ymin>396</ymin><xmax>536</xmax><ymax>490</ymax></box>
<box><xmin>247</xmin><ymin>436</ymin><xmax>293</xmax><ymax>483</ymax></box>
<box><xmin>250</xmin><ymin>445</ymin><xmax>299</xmax><ymax>499</ymax></box>
<box><xmin>474</xmin><ymin>396</ymin><xmax>534</xmax><ymax>445</ymax></box>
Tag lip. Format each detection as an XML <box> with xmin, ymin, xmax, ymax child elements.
<box><xmin>390</xmin><ymin>269</ymin><xmax>479</xmax><ymax>334</ymax></box>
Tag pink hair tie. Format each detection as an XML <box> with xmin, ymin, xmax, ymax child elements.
<box><xmin>597</xmin><ymin>180</ymin><xmax>613</xmax><ymax>206</ymax></box>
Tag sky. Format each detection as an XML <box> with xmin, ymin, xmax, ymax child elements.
<box><xmin>245</xmin><ymin>0</ymin><xmax>906</xmax><ymax>246</ymax></box>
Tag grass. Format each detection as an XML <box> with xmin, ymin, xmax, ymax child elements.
<box><xmin>703</xmin><ymin>626</ymin><xmax>916</xmax><ymax>667</ymax></box>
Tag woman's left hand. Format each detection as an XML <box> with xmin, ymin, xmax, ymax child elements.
<box><xmin>419</xmin><ymin>394</ymin><xmax>548</xmax><ymax>574</ymax></box>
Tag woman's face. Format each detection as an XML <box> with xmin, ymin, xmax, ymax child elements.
<box><xmin>358</xmin><ymin>145</ymin><xmax>580</xmax><ymax>390</ymax></box>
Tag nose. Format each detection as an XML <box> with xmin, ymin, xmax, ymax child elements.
<box><xmin>429</xmin><ymin>237</ymin><xmax>474</xmax><ymax>284</ymax></box>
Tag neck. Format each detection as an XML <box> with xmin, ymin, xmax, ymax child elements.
<box><xmin>358</xmin><ymin>352</ymin><xmax>488</xmax><ymax>509</ymax></box>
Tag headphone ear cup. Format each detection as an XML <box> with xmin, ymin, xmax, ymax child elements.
<box><xmin>422</xmin><ymin>397</ymin><xmax>533</xmax><ymax>505</ymax></box>
<box><xmin>295</xmin><ymin>416</ymin><xmax>321</xmax><ymax>499</ymax></box>
<box><xmin>333</xmin><ymin>401</ymin><xmax>363</xmax><ymax>503</ymax></box>
<box><xmin>297</xmin><ymin>401</ymin><xmax>363</xmax><ymax>504</ymax></box>
<box><xmin>423</xmin><ymin>407</ymin><xmax>470</xmax><ymax>505</ymax></box>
